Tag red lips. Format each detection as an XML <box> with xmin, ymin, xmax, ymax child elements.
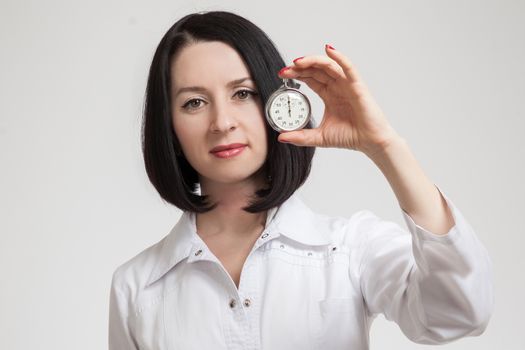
<box><xmin>210</xmin><ymin>143</ymin><xmax>247</xmax><ymax>153</ymax></box>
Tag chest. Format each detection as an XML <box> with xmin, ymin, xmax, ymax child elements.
<box><xmin>130</xmin><ymin>241</ymin><xmax>367</xmax><ymax>350</ymax></box>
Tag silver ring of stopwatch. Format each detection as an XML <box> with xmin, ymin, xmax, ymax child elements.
<box><xmin>265</xmin><ymin>78</ymin><xmax>312</xmax><ymax>133</ymax></box>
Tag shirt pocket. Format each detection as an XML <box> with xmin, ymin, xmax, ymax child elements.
<box><xmin>312</xmin><ymin>297</ymin><xmax>364</xmax><ymax>350</ymax></box>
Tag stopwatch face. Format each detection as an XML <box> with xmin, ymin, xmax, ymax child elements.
<box><xmin>265</xmin><ymin>89</ymin><xmax>311</xmax><ymax>132</ymax></box>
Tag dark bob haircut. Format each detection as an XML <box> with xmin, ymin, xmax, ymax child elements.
<box><xmin>141</xmin><ymin>10</ymin><xmax>316</xmax><ymax>213</ymax></box>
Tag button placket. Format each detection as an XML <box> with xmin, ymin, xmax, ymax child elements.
<box><xmin>224</xmin><ymin>260</ymin><xmax>258</xmax><ymax>348</ymax></box>
<box><xmin>242</xmin><ymin>250</ymin><xmax>263</xmax><ymax>349</ymax></box>
<box><xmin>241</xmin><ymin>264</ymin><xmax>259</xmax><ymax>349</ymax></box>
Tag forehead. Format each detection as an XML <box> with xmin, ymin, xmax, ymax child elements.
<box><xmin>171</xmin><ymin>41</ymin><xmax>252</xmax><ymax>87</ymax></box>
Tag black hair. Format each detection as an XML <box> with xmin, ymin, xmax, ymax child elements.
<box><xmin>141</xmin><ymin>10</ymin><xmax>316</xmax><ymax>213</ymax></box>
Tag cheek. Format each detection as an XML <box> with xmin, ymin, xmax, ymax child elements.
<box><xmin>172</xmin><ymin>122</ymin><xmax>205</xmax><ymax>170</ymax></box>
<box><xmin>252</xmin><ymin>119</ymin><xmax>269</xmax><ymax>156</ymax></box>
<box><xmin>172</xmin><ymin>117</ymin><xmax>202</xmax><ymax>150</ymax></box>
<box><xmin>252</xmin><ymin>107</ymin><xmax>268</xmax><ymax>146</ymax></box>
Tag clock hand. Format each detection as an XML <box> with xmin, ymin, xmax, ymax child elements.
<box><xmin>287</xmin><ymin>95</ymin><xmax>291</xmax><ymax>118</ymax></box>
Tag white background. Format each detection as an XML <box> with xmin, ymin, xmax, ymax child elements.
<box><xmin>1</xmin><ymin>0</ymin><xmax>523</xmax><ymax>348</ymax></box>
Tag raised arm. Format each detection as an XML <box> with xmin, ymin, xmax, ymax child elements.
<box><xmin>277</xmin><ymin>44</ymin><xmax>494</xmax><ymax>343</ymax></box>
<box><xmin>277</xmin><ymin>44</ymin><xmax>457</xmax><ymax>235</ymax></box>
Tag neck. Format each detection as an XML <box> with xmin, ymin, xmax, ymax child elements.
<box><xmin>196</xmin><ymin>175</ymin><xmax>269</xmax><ymax>239</ymax></box>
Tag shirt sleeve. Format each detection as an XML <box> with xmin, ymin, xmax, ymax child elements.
<box><xmin>358</xmin><ymin>184</ymin><xmax>494</xmax><ymax>344</ymax></box>
<box><xmin>108</xmin><ymin>272</ymin><xmax>139</xmax><ymax>350</ymax></box>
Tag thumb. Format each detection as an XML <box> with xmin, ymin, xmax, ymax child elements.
<box><xmin>278</xmin><ymin>129</ymin><xmax>320</xmax><ymax>147</ymax></box>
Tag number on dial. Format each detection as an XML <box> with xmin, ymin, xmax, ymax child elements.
<box><xmin>269</xmin><ymin>91</ymin><xmax>309</xmax><ymax>131</ymax></box>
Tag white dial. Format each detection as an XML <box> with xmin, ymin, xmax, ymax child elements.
<box><xmin>266</xmin><ymin>89</ymin><xmax>311</xmax><ymax>132</ymax></box>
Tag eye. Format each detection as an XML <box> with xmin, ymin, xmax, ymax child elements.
<box><xmin>181</xmin><ymin>98</ymin><xmax>205</xmax><ymax>111</ymax></box>
<box><xmin>181</xmin><ymin>89</ymin><xmax>259</xmax><ymax>111</ymax></box>
<box><xmin>235</xmin><ymin>89</ymin><xmax>258</xmax><ymax>100</ymax></box>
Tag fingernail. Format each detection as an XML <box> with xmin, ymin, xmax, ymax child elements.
<box><xmin>293</xmin><ymin>56</ymin><xmax>304</xmax><ymax>63</ymax></box>
<box><xmin>278</xmin><ymin>66</ymin><xmax>291</xmax><ymax>75</ymax></box>
<box><xmin>326</xmin><ymin>44</ymin><xmax>335</xmax><ymax>50</ymax></box>
<box><xmin>280</xmin><ymin>139</ymin><xmax>290</xmax><ymax>143</ymax></box>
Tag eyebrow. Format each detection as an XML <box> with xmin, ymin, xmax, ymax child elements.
<box><xmin>174</xmin><ymin>77</ymin><xmax>253</xmax><ymax>98</ymax></box>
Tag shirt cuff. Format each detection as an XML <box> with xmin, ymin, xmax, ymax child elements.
<box><xmin>400</xmin><ymin>184</ymin><xmax>462</xmax><ymax>244</ymax></box>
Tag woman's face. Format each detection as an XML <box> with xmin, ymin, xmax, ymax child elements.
<box><xmin>170</xmin><ymin>41</ymin><xmax>268</xmax><ymax>186</ymax></box>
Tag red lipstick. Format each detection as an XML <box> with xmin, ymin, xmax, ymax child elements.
<box><xmin>210</xmin><ymin>143</ymin><xmax>247</xmax><ymax>159</ymax></box>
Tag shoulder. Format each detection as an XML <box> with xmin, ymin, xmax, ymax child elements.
<box><xmin>110</xmin><ymin>235</ymin><xmax>168</xmax><ymax>296</ymax></box>
<box><xmin>312</xmin><ymin>207</ymin><xmax>407</xmax><ymax>249</ymax></box>
<box><xmin>311</xmin><ymin>208</ymin><xmax>380</xmax><ymax>239</ymax></box>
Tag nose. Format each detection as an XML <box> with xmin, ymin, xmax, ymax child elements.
<box><xmin>209</xmin><ymin>98</ymin><xmax>238</xmax><ymax>134</ymax></box>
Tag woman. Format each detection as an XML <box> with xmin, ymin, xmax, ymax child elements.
<box><xmin>109</xmin><ymin>10</ymin><xmax>494</xmax><ymax>350</ymax></box>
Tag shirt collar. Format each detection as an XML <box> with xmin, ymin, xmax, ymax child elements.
<box><xmin>146</xmin><ymin>192</ymin><xmax>331</xmax><ymax>287</ymax></box>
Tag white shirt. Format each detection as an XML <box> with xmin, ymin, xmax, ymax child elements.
<box><xmin>108</xmin><ymin>185</ymin><xmax>494</xmax><ymax>350</ymax></box>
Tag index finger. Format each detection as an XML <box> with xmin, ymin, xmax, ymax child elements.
<box><xmin>291</xmin><ymin>55</ymin><xmax>346</xmax><ymax>81</ymax></box>
<box><xmin>324</xmin><ymin>44</ymin><xmax>361</xmax><ymax>83</ymax></box>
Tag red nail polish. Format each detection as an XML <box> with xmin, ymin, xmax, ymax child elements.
<box><xmin>278</xmin><ymin>66</ymin><xmax>291</xmax><ymax>75</ymax></box>
<box><xmin>293</xmin><ymin>56</ymin><xmax>304</xmax><ymax>63</ymax></box>
<box><xmin>326</xmin><ymin>44</ymin><xmax>335</xmax><ymax>50</ymax></box>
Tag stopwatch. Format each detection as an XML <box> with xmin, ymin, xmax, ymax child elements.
<box><xmin>265</xmin><ymin>78</ymin><xmax>312</xmax><ymax>132</ymax></box>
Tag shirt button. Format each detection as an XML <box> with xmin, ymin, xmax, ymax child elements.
<box><xmin>280</xmin><ymin>244</ymin><xmax>285</xmax><ymax>249</ymax></box>
<box><xmin>229</xmin><ymin>298</ymin><xmax>236</xmax><ymax>308</ymax></box>
<box><xmin>243</xmin><ymin>298</ymin><xmax>251</xmax><ymax>307</ymax></box>
<box><xmin>332</xmin><ymin>247</ymin><xmax>337</xmax><ymax>251</ymax></box>
<box><xmin>195</xmin><ymin>249</ymin><xmax>203</xmax><ymax>256</ymax></box>
<box><xmin>307</xmin><ymin>252</ymin><xmax>313</xmax><ymax>256</ymax></box>
<box><xmin>261</xmin><ymin>232</ymin><xmax>269</xmax><ymax>239</ymax></box>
